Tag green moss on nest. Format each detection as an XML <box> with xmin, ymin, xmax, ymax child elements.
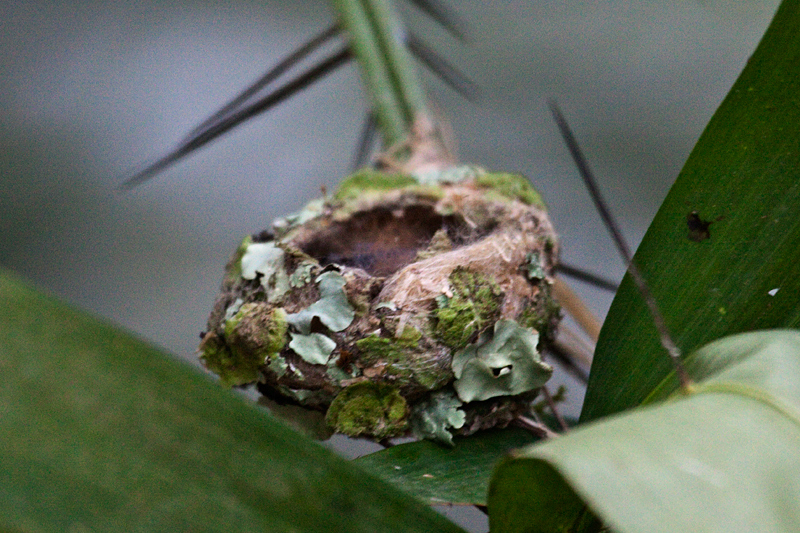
<box><xmin>219</xmin><ymin>303</ymin><xmax>288</xmax><ymax>385</ymax></box>
<box><xmin>474</xmin><ymin>172</ymin><xmax>545</xmax><ymax>208</ymax></box>
<box><xmin>435</xmin><ymin>268</ymin><xmax>504</xmax><ymax>350</ymax></box>
<box><xmin>325</xmin><ymin>382</ymin><xmax>408</xmax><ymax>438</ymax></box>
<box><xmin>356</xmin><ymin>326</ymin><xmax>422</xmax><ymax>365</ymax></box>
<box><xmin>356</xmin><ymin>335</ymin><xmax>402</xmax><ymax>366</ymax></box>
<box><xmin>333</xmin><ymin>169</ymin><xmax>418</xmax><ymax>202</ymax></box>
<box><xmin>354</xmin><ymin>327</ymin><xmax>445</xmax><ymax>390</ymax></box>
<box><xmin>519</xmin><ymin>283</ymin><xmax>561</xmax><ymax>342</ymax></box>
<box><xmin>199</xmin><ymin>332</ymin><xmax>258</xmax><ymax>387</ymax></box>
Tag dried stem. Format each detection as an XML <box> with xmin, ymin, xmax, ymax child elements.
<box><xmin>542</xmin><ymin>387</ymin><xmax>569</xmax><ymax>432</ymax></box>
<box><xmin>552</xmin><ymin>325</ymin><xmax>594</xmax><ymax>369</ymax></box>
<box><xmin>513</xmin><ymin>415</ymin><xmax>559</xmax><ymax>439</ymax></box>
<box><xmin>553</xmin><ymin>278</ymin><xmax>602</xmax><ymax>343</ymax></box>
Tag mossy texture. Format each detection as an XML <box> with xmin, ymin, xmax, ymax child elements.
<box><xmin>203</xmin><ymin>165</ymin><xmax>560</xmax><ymax>441</ymax></box>
<box><xmin>519</xmin><ymin>283</ymin><xmax>561</xmax><ymax>342</ymax></box>
<box><xmin>326</xmin><ymin>382</ymin><xmax>409</xmax><ymax>439</ymax></box>
<box><xmin>334</xmin><ymin>169</ymin><xmax>418</xmax><ymax>201</ymax></box>
<box><xmin>435</xmin><ymin>268</ymin><xmax>503</xmax><ymax>350</ymax></box>
<box><xmin>204</xmin><ymin>304</ymin><xmax>287</xmax><ymax>387</ymax></box>
<box><xmin>199</xmin><ymin>333</ymin><xmax>256</xmax><ymax>388</ymax></box>
<box><xmin>355</xmin><ymin>327</ymin><xmax>445</xmax><ymax>390</ymax></box>
<box><xmin>475</xmin><ymin>172</ymin><xmax>545</xmax><ymax>208</ymax></box>
<box><xmin>356</xmin><ymin>326</ymin><xmax>421</xmax><ymax>365</ymax></box>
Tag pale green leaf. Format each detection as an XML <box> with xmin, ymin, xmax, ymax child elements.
<box><xmin>489</xmin><ymin>330</ymin><xmax>800</xmax><ymax>533</ymax></box>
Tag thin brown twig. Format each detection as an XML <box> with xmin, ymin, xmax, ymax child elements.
<box><xmin>553</xmin><ymin>325</ymin><xmax>594</xmax><ymax>368</ymax></box>
<box><xmin>548</xmin><ymin>101</ymin><xmax>692</xmax><ymax>391</ymax></box>
<box><xmin>513</xmin><ymin>415</ymin><xmax>559</xmax><ymax>439</ymax></box>
<box><xmin>542</xmin><ymin>387</ymin><xmax>569</xmax><ymax>432</ymax></box>
<box><xmin>553</xmin><ymin>277</ymin><xmax>602</xmax><ymax>343</ymax></box>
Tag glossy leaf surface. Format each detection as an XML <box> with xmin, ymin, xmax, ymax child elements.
<box><xmin>581</xmin><ymin>0</ymin><xmax>800</xmax><ymax>422</ymax></box>
<box><xmin>0</xmin><ymin>270</ymin><xmax>463</xmax><ymax>532</ymax></box>
<box><xmin>489</xmin><ymin>330</ymin><xmax>800</xmax><ymax>533</ymax></box>
<box><xmin>356</xmin><ymin>428</ymin><xmax>540</xmax><ymax>505</ymax></box>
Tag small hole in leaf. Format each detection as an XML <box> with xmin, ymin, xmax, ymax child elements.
<box><xmin>491</xmin><ymin>365</ymin><xmax>512</xmax><ymax>377</ymax></box>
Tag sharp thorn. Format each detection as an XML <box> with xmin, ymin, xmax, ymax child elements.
<box><xmin>184</xmin><ymin>25</ymin><xmax>340</xmax><ymax>143</ymax></box>
<box><xmin>548</xmin><ymin>100</ymin><xmax>691</xmax><ymax>390</ymax></box>
<box><xmin>548</xmin><ymin>343</ymin><xmax>590</xmax><ymax>383</ymax></box>
<box><xmin>405</xmin><ymin>0</ymin><xmax>469</xmax><ymax>41</ymax></box>
<box><xmin>557</xmin><ymin>262</ymin><xmax>619</xmax><ymax>292</ymax></box>
<box><xmin>120</xmin><ymin>46</ymin><xmax>352</xmax><ymax>189</ymax></box>
<box><xmin>407</xmin><ymin>33</ymin><xmax>480</xmax><ymax>101</ymax></box>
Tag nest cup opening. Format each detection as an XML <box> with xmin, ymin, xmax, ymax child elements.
<box><xmin>297</xmin><ymin>205</ymin><xmax>464</xmax><ymax>276</ymax></box>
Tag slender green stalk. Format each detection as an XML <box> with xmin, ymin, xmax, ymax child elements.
<box><xmin>364</xmin><ymin>0</ymin><xmax>429</xmax><ymax>120</ymax></box>
<box><xmin>331</xmin><ymin>0</ymin><xmax>429</xmax><ymax>147</ymax></box>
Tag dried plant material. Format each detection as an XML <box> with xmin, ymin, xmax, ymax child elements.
<box><xmin>200</xmin><ymin>165</ymin><xmax>561</xmax><ymax>442</ymax></box>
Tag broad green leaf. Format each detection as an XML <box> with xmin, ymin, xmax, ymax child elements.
<box><xmin>355</xmin><ymin>428</ymin><xmax>540</xmax><ymax>505</ymax></box>
<box><xmin>581</xmin><ymin>0</ymin><xmax>800</xmax><ymax>422</ymax></box>
<box><xmin>0</xmin><ymin>269</ymin><xmax>463</xmax><ymax>533</ymax></box>
<box><xmin>488</xmin><ymin>330</ymin><xmax>800</xmax><ymax>533</ymax></box>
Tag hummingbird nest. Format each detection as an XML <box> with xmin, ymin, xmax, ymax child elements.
<box><xmin>199</xmin><ymin>165</ymin><xmax>561</xmax><ymax>444</ymax></box>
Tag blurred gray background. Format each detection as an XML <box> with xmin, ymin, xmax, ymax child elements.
<box><xmin>0</xmin><ymin>0</ymin><xmax>781</xmax><ymax>526</ymax></box>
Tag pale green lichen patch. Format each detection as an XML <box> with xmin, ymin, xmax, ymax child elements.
<box><xmin>267</xmin><ymin>355</ymin><xmax>288</xmax><ymax>378</ymax></box>
<box><xmin>240</xmin><ymin>242</ymin><xmax>290</xmax><ymax>301</ymax></box>
<box><xmin>223</xmin><ymin>298</ymin><xmax>244</xmax><ymax>321</ymax></box>
<box><xmin>413</xmin><ymin>164</ymin><xmax>483</xmax><ymax>185</ymax></box>
<box><xmin>325</xmin><ymin>382</ymin><xmax>408</xmax><ymax>439</ymax></box>
<box><xmin>289</xmin><ymin>262</ymin><xmax>314</xmax><ymax>288</ymax></box>
<box><xmin>452</xmin><ymin>319</ymin><xmax>552</xmax><ymax>402</ymax></box>
<box><xmin>474</xmin><ymin>172</ymin><xmax>545</xmax><ymax>208</ymax></box>
<box><xmin>410</xmin><ymin>389</ymin><xmax>466</xmax><ymax>445</ymax></box>
<box><xmin>272</xmin><ymin>198</ymin><xmax>325</xmax><ymax>236</ymax></box>
<box><xmin>523</xmin><ymin>252</ymin><xmax>546</xmax><ymax>281</ymax></box>
<box><xmin>374</xmin><ymin>301</ymin><xmax>398</xmax><ymax>311</ymax></box>
<box><xmin>286</xmin><ymin>271</ymin><xmax>355</xmax><ymax>334</ymax></box>
<box><xmin>334</xmin><ymin>169</ymin><xmax>417</xmax><ymax>202</ymax></box>
<box><xmin>326</xmin><ymin>359</ymin><xmax>360</xmax><ymax>383</ymax></box>
<box><xmin>435</xmin><ymin>268</ymin><xmax>503</xmax><ymax>350</ymax></box>
<box><xmin>289</xmin><ymin>332</ymin><xmax>337</xmax><ymax>365</ymax></box>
